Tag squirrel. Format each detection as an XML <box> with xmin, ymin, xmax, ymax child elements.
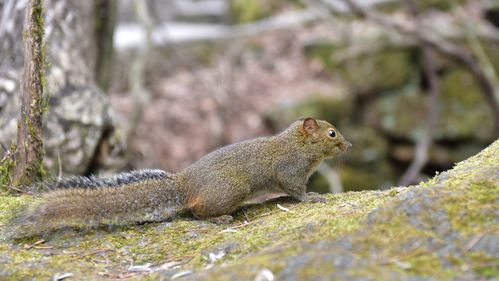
<box><xmin>8</xmin><ymin>117</ymin><xmax>351</xmax><ymax>238</ymax></box>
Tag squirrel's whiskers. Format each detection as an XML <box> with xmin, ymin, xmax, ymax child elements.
<box><xmin>7</xmin><ymin>117</ymin><xmax>350</xmax><ymax>239</ymax></box>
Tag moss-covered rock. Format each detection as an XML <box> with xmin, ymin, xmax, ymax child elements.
<box><xmin>368</xmin><ymin>68</ymin><xmax>496</xmax><ymax>142</ymax></box>
<box><xmin>304</xmin><ymin>43</ymin><xmax>415</xmax><ymax>95</ymax></box>
<box><xmin>0</xmin><ymin>140</ymin><xmax>497</xmax><ymax>280</ymax></box>
<box><xmin>186</xmin><ymin>139</ymin><xmax>498</xmax><ymax>281</ymax></box>
<box><xmin>391</xmin><ymin>142</ymin><xmax>486</xmax><ymax>169</ymax></box>
<box><xmin>265</xmin><ymin>92</ymin><xmax>354</xmax><ymax>130</ymax></box>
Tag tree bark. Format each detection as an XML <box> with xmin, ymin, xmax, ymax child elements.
<box><xmin>0</xmin><ymin>1</ymin><xmax>124</xmax><ymax>176</ymax></box>
<box><xmin>11</xmin><ymin>0</ymin><xmax>45</xmax><ymax>188</ymax></box>
<box><xmin>94</xmin><ymin>0</ymin><xmax>117</xmax><ymax>91</ymax></box>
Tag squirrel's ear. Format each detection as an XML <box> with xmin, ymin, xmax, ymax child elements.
<box><xmin>302</xmin><ymin>117</ymin><xmax>318</xmax><ymax>135</ymax></box>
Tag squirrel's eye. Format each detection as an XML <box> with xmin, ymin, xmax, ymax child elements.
<box><xmin>328</xmin><ymin>129</ymin><xmax>336</xmax><ymax>138</ymax></box>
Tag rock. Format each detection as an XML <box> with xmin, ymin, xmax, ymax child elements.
<box><xmin>304</xmin><ymin>43</ymin><xmax>415</xmax><ymax>96</ymax></box>
<box><xmin>391</xmin><ymin>142</ymin><xmax>485</xmax><ymax>168</ymax></box>
<box><xmin>265</xmin><ymin>92</ymin><xmax>353</xmax><ymax>131</ymax></box>
<box><xmin>186</xmin><ymin>140</ymin><xmax>498</xmax><ymax>281</ymax></box>
<box><xmin>338</xmin><ymin>163</ymin><xmax>395</xmax><ymax>191</ymax></box>
<box><xmin>367</xmin><ymin>69</ymin><xmax>496</xmax><ymax>142</ymax></box>
<box><xmin>1</xmin><ymin>140</ymin><xmax>497</xmax><ymax>280</ymax></box>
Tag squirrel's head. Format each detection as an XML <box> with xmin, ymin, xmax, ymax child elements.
<box><xmin>298</xmin><ymin>117</ymin><xmax>351</xmax><ymax>158</ymax></box>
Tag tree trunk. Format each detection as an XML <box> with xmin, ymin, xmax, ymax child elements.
<box><xmin>94</xmin><ymin>0</ymin><xmax>117</xmax><ymax>91</ymax></box>
<box><xmin>0</xmin><ymin>0</ymin><xmax>124</xmax><ymax>177</ymax></box>
<box><xmin>11</xmin><ymin>0</ymin><xmax>45</xmax><ymax>188</ymax></box>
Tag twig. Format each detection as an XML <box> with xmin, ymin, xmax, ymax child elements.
<box><xmin>0</xmin><ymin>141</ymin><xmax>7</xmax><ymax>154</ymax></box>
<box><xmin>24</xmin><ymin>239</ymin><xmax>46</xmax><ymax>249</ymax></box>
<box><xmin>277</xmin><ymin>204</ymin><xmax>291</xmax><ymax>212</ymax></box>
<box><xmin>52</xmin><ymin>272</ymin><xmax>73</xmax><ymax>281</ymax></box>
<box><xmin>456</xmin><ymin>3</ymin><xmax>499</xmax><ymax>101</ymax></box>
<box><xmin>56</xmin><ymin>148</ymin><xmax>62</xmax><ymax>180</ymax></box>
<box><xmin>32</xmin><ymin>245</ymin><xmax>53</xmax><ymax>250</ymax></box>
<box><xmin>218</xmin><ymin>219</ymin><xmax>262</xmax><ymax>233</ymax></box>
<box><xmin>125</xmin><ymin>0</ymin><xmax>154</xmax><ymax>160</ymax></box>
<box><xmin>241</xmin><ymin>209</ymin><xmax>250</xmax><ymax>221</ymax></box>
<box><xmin>7</xmin><ymin>184</ymin><xmax>29</xmax><ymax>194</ymax></box>
<box><xmin>254</xmin><ymin>211</ymin><xmax>277</xmax><ymax>218</ymax></box>
<box><xmin>399</xmin><ymin>0</ymin><xmax>441</xmax><ymax>185</ymax></box>
<box><xmin>316</xmin><ymin>162</ymin><xmax>343</xmax><ymax>193</ymax></box>
<box><xmin>68</xmin><ymin>248</ymin><xmax>115</xmax><ymax>261</ymax></box>
<box><xmin>464</xmin><ymin>231</ymin><xmax>489</xmax><ymax>252</ymax></box>
<box><xmin>472</xmin><ymin>261</ymin><xmax>499</xmax><ymax>269</ymax></box>
<box><xmin>115</xmin><ymin>8</ymin><xmax>329</xmax><ymax>50</ymax></box>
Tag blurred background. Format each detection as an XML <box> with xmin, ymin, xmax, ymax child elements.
<box><xmin>1</xmin><ymin>0</ymin><xmax>498</xmax><ymax>192</ymax></box>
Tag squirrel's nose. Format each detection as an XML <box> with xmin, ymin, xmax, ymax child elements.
<box><xmin>346</xmin><ymin>141</ymin><xmax>352</xmax><ymax>148</ymax></box>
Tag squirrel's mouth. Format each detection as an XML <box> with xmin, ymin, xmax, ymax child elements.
<box><xmin>339</xmin><ymin>141</ymin><xmax>352</xmax><ymax>152</ymax></box>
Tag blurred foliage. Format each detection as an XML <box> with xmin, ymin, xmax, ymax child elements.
<box><xmin>378</xmin><ymin>0</ymin><xmax>468</xmax><ymax>13</ymax></box>
<box><xmin>229</xmin><ymin>0</ymin><xmax>301</xmax><ymax>23</ymax></box>
<box><xmin>305</xmin><ymin>44</ymin><xmax>417</xmax><ymax>95</ymax></box>
<box><xmin>270</xmin><ymin>17</ymin><xmax>499</xmax><ymax>190</ymax></box>
<box><xmin>414</xmin><ymin>0</ymin><xmax>466</xmax><ymax>11</ymax></box>
<box><xmin>366</xmin><ymin>67</ymin><xmax>494</xmax><ymax>142</ymax></box>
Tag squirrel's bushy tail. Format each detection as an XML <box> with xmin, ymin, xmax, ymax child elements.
<box><xmin>7</xmin><ymin>170</ymin><xmax>183</xmax><ymax>238</ymax></box>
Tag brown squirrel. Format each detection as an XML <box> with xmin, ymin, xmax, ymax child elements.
<box><xmin>8</xmin><ymin>118</ymin><xmax>351</xmax><ymax>238</ymax></box>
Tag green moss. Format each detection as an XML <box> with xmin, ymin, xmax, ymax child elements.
<box><xmin>0</xmin><ymin>196</ymin><xmax>29</xmax><ymax>223</ymax></box>
<box><xmin>483</xmin><ymin>44</ymin><xmax>499</xmax><ymax>74</ymax></box>
<box><xmin>10</xmin><ymin>0</ymin><xmax>46</xmax><ymax>189</ymax></box>
<box><xmin>0</xmin><ymin>154</ymin><xmax>15</xmax><ymax>192</ymax></box>
<box><xmin>339</xmin><ymin>164</ymin><xmax>395</xmax><ymax>191</ymax></box>
<box><xmin>469</xmin><ymin>252</ymin><xmax>499</xmax><ymax>278</ymax></box>
<box><xmin>439</xmin><ymin>68</ymin><xmax>495</xmax><ymax>141</ymax></box>
<box><xmin>305</xmin><ymin>44</ymin><xmax>415</xmax><ymax>94</ymax></box>
<box><xmin>230</xmin><ymin>0</ymin><xmax>265</xmax><ymax>23</ymax></box>
<box><xmin>369</xmin><ymin>67</ymin><xmax>496</xmax><ymax>141</ymax></box>
<box><xmin>229</xmin><ymin>0</ymin><xmax>293</xmax><ymax>23</ymax></box>
<box><xmin>0</xmin><ymin>189</ymin><xmax>389</xmax><ymax>279</ymax></box>
<box><xmin>0</xmin><ymin>141</ymin><xmax>497</xmax><ymax>280</ymax></box>
<box><xmin>303</xmin><ymin>41</ymin><xmax>342</xmax><ymax>70</ymax></box>
<box><xmin>266</xmin><ymin>93</ymin><xmax>354</xmax><ymax>130</ymax></box>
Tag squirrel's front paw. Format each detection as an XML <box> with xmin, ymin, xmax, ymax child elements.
<box><xmin>306</xmin><ymin>192</ymin><xmax>327</xmax><ymax>203</ymax></box>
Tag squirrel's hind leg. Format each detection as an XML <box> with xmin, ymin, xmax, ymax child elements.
<box><xmin>187</xmin><ymin>192</ymin><xmax>243</xmax><ymax>222</ymax></box>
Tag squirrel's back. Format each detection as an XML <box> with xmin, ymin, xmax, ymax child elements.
<box><xmin>6</xmin><ymin>118</ymin><xmax>350</xmax><ymax>238</ymax></box>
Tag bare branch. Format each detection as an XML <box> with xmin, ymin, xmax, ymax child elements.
<box><xmin>399</xmin><ymin>0</ymin><xmax>440</xmax><ymax>185</ymax></box>
<box><xmin>115</xmin><ymin>8</ymin><xmax>329</xmax><ymax>50</ymax></box>
<box><xmin>316</xmin><ymin>162</ymin><xmax>343</xmax><ymax>193</ymax></box>
<box><xmin>125</xmin><ymin>0</ymin><xmax>154</xmax><ymax>159</ymax></box>
<box><xmin>331</xmin><ymin>0</ymin><xmax>499</xmax><ymax>134</ymax></box>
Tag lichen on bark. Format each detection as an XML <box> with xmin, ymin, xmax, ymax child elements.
<box><xmin>11</xmin><ymin>0</ymin><xmax>46</xmax><ymax>188</ymax></box>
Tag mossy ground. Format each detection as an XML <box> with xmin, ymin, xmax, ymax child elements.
<box><xmin>0</xmin><ymin>140</ymin><xmax>497</xmax><ymax>280</ymax></box>
<box><xmin>0</xmin><ymin>190</ymin><xmax>392</xmax><ymax>280</ymax></box>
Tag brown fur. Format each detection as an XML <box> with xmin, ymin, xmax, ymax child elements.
<box><xmin>7</xmin><ymin>118</ymin><xmax>350</xmax><ymax>238</ymax></box>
